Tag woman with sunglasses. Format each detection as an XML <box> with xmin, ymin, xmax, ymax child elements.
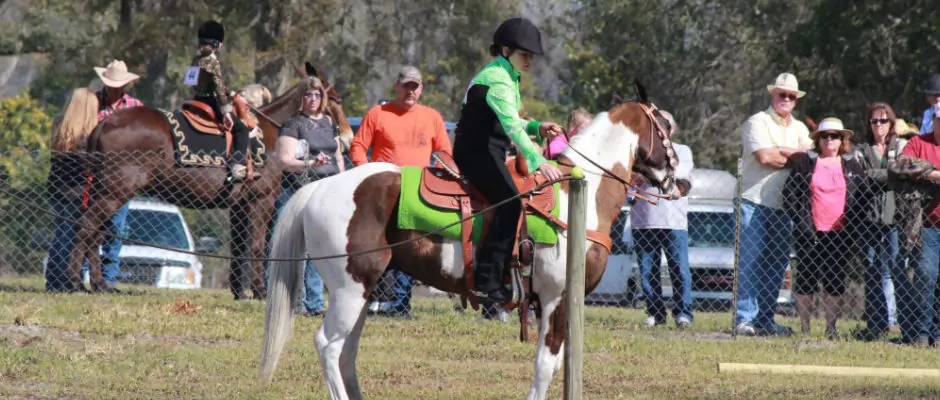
<box><xmin>268</xmin><ymin>77</ymin><xmax>344</xmax><ymax>317</ymax></box>
<box><xmin>852</xmin><ymin>103</ymin><xmax>907</xmax><ymax>338</ymax></box>
<box><xmin>782</xmin><ymin>118</ymin><xmax>867</xmax><ymax>339</ymax></box>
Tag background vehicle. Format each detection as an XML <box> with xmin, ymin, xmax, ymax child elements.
<box><xmin>587</xmin><ymin>168</ymin><xmax>795</xmax><ymax>312</ymax></box>
<box><xmin>40</xmin><ymin>197</ymin><xmax>219</xmax><ymax>290</ymax></box>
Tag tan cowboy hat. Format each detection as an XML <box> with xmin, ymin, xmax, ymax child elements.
<box><xmin>93</xmin><ymin>60</ymin><xmax>140</xmax><ymax>88</ymax></box>
<box><xmin>766</xmin><ymin>72</ymin><xmax>806</xmax><ymax>98</ymax></box>
<box><xmin>811</xmin><ymin>117</ymin><xmax>853</xmax><ymax>140</ymax></box>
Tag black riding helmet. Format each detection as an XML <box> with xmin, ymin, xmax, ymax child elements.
<box><xmin>490</xmin><ymin>17</ymin><xmax>544</xmax><ymax>56</ymax></box>
<box><xmin>198</xmin><ymin>20</ymin><xmax>225</xmax><ymax>47</ymax></box>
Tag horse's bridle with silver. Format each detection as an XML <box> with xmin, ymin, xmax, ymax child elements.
<box><xmin>558</xmin><ymin>101</ymin><xmax>679</xmax><ymax>205</ymax></box>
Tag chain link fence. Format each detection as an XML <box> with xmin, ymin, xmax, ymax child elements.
<box><xmin>0</xmin><ymin>149</ymin><xmax>930</xmax><ymax>342</ymax></box>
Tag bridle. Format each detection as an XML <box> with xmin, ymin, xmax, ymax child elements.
<box><xmin>556</xmin><ymin>101</ymin><xmax>679</xmax><ymax>205</ymax></box>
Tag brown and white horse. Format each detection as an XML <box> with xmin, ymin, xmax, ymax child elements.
<box><xmin>258</xmin><ymin>101</ymin><xmax>684</xmax><ymax>399</ymax></box>
<box><xmin>63</xmin><ymin>62</ymin><xmax>351</xmax><ymax>299</ymax></box>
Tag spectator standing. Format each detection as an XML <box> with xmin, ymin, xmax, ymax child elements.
<box><xmin>783</xmin><ymin>118</ymin><xmax>866</xmax><ymax>338</ymax></box>
<box><xmin>734</xmin><ymin>73</ymin><xmax>813</xmax><ymax>337</ymax></box>
<box><xmin>349</xmin><ymin>66</ymin><xmax>452</xmax><ymax>317</ymax></box>
<box><xmin>45</xmin><ymin>61</ymin><xmax>144</xmax><ymax>292</ymax></box>
<box><xmin>631</xmin><ymin>110</ymin><xmax>695</xmax><ymax>328</ymax></box>
<box><xmin>269</xmin><ymin>77</ymin><xmax>343</xmax><ymax>317</ymax></box>
<box><xmin>852</xmin><ymin>104</ymin><xmax>907</xmax><ymax>337</ymax></box>
<box><xmin>918</xmin><ymin>75</ymin><xmax>940</xmax><ymax>135</ymax></box>
<box><xmin>893</xmin><ymin>102</ymin><xmax>940</xmax><ymax>346</ymax></box>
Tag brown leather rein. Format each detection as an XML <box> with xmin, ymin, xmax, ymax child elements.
<box><xmin>555</xmin><ymin>102</ymin><xmax>679</xmax><ymax>206</ymax></box>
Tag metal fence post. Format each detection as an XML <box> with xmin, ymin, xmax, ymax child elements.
<box><xmin>564</xmin><ymin>175</ymin><xmax>587</xmax><ymax>400</ymax></box>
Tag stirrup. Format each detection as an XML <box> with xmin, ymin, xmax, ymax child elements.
<box><xmin>229</xmin><ymin>164</ymin><xmax>249</xmax><ymax>181</ymax></box>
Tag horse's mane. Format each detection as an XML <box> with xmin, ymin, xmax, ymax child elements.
<box><xmin>51</xmin><ymin>87</ymin><xmax>99</xmax><ymax>152</ymax></box>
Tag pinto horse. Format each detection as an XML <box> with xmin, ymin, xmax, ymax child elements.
<box><xmin>258</xmin><ymin>94</ymin><xmax>688</xmax><ymax>399</ymax></box>
<box><xmin>64</xmin><ymin>62</ymin><xmax>352</xmax><ymax>299</ymax></box>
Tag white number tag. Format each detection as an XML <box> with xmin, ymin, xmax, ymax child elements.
<box><xmin>183</xmin><ymin>67</ymin><xmax>200</xmax><ymax>86</ymax></box>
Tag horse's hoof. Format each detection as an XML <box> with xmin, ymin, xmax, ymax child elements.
<box><xmin>252</xmin><ymin>291</ymin><xmax>267</xmax><ymax>300</ymax></box>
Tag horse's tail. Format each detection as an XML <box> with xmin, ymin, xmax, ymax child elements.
<box><xmin>258</xmin><ymin>182</ymin><xmax>318</xmax><ymax>381</ymax></box>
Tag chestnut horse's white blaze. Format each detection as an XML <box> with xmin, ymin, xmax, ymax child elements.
<box><xmin>260</xmin><ymin>104</ymin><xmax>672</xmax><ymax>400</ymax></box>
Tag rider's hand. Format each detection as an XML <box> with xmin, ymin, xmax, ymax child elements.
<box><xmin>538</xmin><ymin>163</ymin><xmax>564</xmax><ymax>182</ymax></box>
<box><xmin>539</xmin><ymin>122</ymin><xmax>563</xmax><ymax>140</ymax></box>
<box><xmin>223</xmin><ymin>113</ymin><xmax>235</xmax><ymax>131</ymax></box>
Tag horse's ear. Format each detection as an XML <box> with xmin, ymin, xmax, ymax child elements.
<box><xmin>305</xmin><ymin>62</ymin><xmax>319</xmax><ymax>79</ymax></box>
<box><xmin>634</xmin><ymin>79</ymin><xmax>649</xmax><ymax>105</ymax></box>
<box><xmin>609</xmin><ymin>93</ymin><xmax>624</xmax><ymax>108</ymax></box>
<box><xmin>805</xmin><ymin>116</ymin><xmax>817</xmax><ymax>132</ymax></box>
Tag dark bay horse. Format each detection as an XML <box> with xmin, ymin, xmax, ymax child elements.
<box><xmin>65</xmin><ymin>62</ymin><xmax>352</xmax><ymax>299</ymax></box>
<box><xmin>258</xmin><ymin>97</ymin><xmax>687</xmax><ymax>399</ymax></box>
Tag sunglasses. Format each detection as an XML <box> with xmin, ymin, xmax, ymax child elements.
<box><xmin>778</xmin><ymin>92</ymin><xmax>798</xmax><ymax>102</ymax></box>
<box><xmin>869</xmin><ymin>118</ymin><xmax>891</xmax><ymax>125</ymax></box>
<box><xmin>304</xmin><ymin>92</ymin><xmax>323</xmax><ymax>100</ymax></box>
<box><xmin>819</xmin><ymin>133</ymin><xmax>843</xmax><ymax>140</ymax></box>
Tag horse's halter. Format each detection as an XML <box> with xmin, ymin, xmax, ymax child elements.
<box><xmin>558</xmin><ymin>102</ymin><xmax>679</xmax><ymax>205</ymax></box>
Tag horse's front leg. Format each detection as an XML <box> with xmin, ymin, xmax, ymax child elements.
<box><xmin>527</xmin><ymin>291</ymin><xmax>566</xmax><ymax>400</ymax></box>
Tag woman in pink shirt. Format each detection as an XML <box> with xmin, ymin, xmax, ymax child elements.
<box><xmin>544</xmin><ymin>108</ymin><xmax>592</xmax><ymax>159</ymax></box>
<box><xmin>782</xmin><ymin>118</ymin><xmax>868</xmax><ymax>338</ymax></box>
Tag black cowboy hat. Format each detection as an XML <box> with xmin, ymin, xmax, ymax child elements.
<box><xmin>919</xmin><ymin>74</ymin><xmax>940</xmax><ymax>94</ymax></box>
<box><xmin>198</xmin><ymin>20</ymin><xmax>225</xmax><ymax>44</ymax></box>
<box><xmin>493</xmin><ymin>17</ymin><xmax>544</xmax><ymax>55</ymax></box>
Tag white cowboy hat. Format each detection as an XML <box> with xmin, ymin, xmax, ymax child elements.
<box><xmin>811</xmin><ymin>117</ymin><xmax>853</xmax><ymax>140</ymax></box>
<box><xmin>766</xmin><ymin>72</ymin><xmax>806</xmax><ymax>98</ymax></box>
<box><xmin>93</xmin><ymin>60</ymin><xmax>141</xmax><ymax>88</ymax></box>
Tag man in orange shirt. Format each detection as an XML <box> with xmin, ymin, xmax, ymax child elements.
<box><xmin>350</xmin><ymin>66</ymin><xmax>452</xmax><ymax>317</ymax></box>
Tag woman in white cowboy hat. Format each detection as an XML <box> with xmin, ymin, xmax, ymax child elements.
<box><xmin>782</xmin><ymin>117</ymin><xmax>867</xmax><ymax>339</ymax></box>
<box><xmin>93</xmin><ymin>59</ymin><xmax>144</xmax><ymax>121</ymax></box>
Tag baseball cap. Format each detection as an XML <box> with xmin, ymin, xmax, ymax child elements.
<box><xmin>397</xmin><ymin>66</ymin><xmax>422</xmax><ymax>85</ymax></box>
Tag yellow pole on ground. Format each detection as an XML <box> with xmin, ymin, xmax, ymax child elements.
<box><xmin>718</xmin><ymin>363</ymin><xmax>940</xmax><ymax>378</ymax></box>
<box><xmin>564</xmin><ymin>171</ymin><xmax>587</xmax><ymax>400</ymax></box>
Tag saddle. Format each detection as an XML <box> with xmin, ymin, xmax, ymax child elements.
<box><xmin>178</xmin><ymin>93</ymin><xmax>260</xmax><ymax>169</ymax></box>
<box><xmin>420</xmin><ymin>152</ymin><xmax>562</xmax><ymax>311</ymax></box>
<box><xmin>180</xmin><ymin>93</ymin><xmax>259</xmax><ymax>138</ymax></box>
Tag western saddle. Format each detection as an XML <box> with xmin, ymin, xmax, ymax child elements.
<box><xmin>419</xmin><ymin>152</ymin><xmax>612</xmax><ymax>312</ymax></box>
<box><xmin>179</xmin><ymin>92</ymin><xmax>259</xmax><ymax>146</ymax></box>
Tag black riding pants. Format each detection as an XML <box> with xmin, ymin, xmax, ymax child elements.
<box><xmin>454</xmin><ymin>144</ymin><xmax>521</xmax><ymax>292</ymax></box>
<box><xmin>196</xmin><ymin>95</ymin><xmax>251</xmax><ymax>165</ymax></box>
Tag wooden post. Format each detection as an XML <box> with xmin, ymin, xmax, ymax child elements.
<box><xmin>564</xmin><ymin>176</ymin><xmax>587</xmax><ymax>400</ymax></box>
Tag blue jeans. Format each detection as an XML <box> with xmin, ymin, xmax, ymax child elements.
<box><xmin>383</xmin><ymin>268</ymin><xmax>413</xmax><ymax>312</ymax></box>
<box><xmin>912</xmin><ymin>227</ymin><xmax>940</xmax><ymax>341</ymax></box>
<box><xmin>893</xmin><ymin>247</ymin><xmax>916</xmax><ymax>341</ymax></box>
<box><xmin>862</xmin><ymin>223</ymin><xmax>898</xmax><ymax>332</ymax></box>
<box><xmin>270</xmin><ymin>185</ymin><xmax>324</xmax><ymax>313</ymax></box>
<box><xmin>46</xmin><ymin>197</ymin><xmax>128</xmax><ymax>290</ymax></box>
<box><xmin>634</xmin><ymin>229</ymin><xmax>693</xmax><ymax>322</ymax></box>
<box><xmin>734</xmin><ymin>199</ymin><xmax>792</xmax><ymax>329</ymax></box>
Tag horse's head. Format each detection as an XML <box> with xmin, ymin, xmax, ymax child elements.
<box><xmin>579</xmin><ymin>83</ymin><xmax>680</xmax><ymax>200</ymax></box>
<box><xmin>302</xmin><ymin>62</ymin><xmax>354</xmax><ymax>150</ymax></box>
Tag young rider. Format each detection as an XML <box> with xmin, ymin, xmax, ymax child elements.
<box><xmin>189</xmin><ymin>20</ymin><xmax>254</xmax><ymax>181</ymax></box>
<box><xmin>452</xmin><ymin>17</ymin><xmax>564</xmax><ymax>303</ymax></box>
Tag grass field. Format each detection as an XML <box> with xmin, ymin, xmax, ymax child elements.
<box><xmin>2</xmin><ymin>277</ymin><xmax>940</xmax><ymax>399</ymax></box>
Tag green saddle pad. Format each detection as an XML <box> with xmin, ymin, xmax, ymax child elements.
<box><xmin>397</xmin><ymin>166</ymin><xmax>560</xmax><ymax>245</ymax></box>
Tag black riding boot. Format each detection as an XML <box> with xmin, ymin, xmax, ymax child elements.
<box><xmin>454</xmin><ymin>145</ymin><xmax>521</xmax><ymax>304</ymax></box>
<box><xmin>228</xmin><ymin>114</ymin><xmax>254</xmax><ymax>181</ymax></box>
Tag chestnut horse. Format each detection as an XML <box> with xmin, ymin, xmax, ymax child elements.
<box><xmin>65</xmin><ymin>62</ymin><xmax>352</xmax><ymax>300</ymax></box>
<box><xmin>258</xmin><ymin>98</ymin><xmax>687</xmax><ymax>399</ymax></box>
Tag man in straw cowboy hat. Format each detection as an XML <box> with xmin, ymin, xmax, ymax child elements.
<box><xmin>734</xmin><ymin>72</ymin><xmax>813</xmax><ymax>337</ymax></box>
<box><xmin>86</xmin><ymin>59</ymin><xmax>145</xmax><ymax>291</ymax></box>
<box><xmin>93</xmin><ymin>59</ymin><xmax>144</xmax><ymax>121</ymax></box>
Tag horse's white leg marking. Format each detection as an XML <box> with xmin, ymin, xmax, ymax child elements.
<box><xmin>316</xmin><ymin>287</ymin><xmax>369</xmax><ymax>400</ymax></box>
<box><xmin>339</xmin><ymin>306</ymin><xmax>368</xmax><ymax>400</ymax></box>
